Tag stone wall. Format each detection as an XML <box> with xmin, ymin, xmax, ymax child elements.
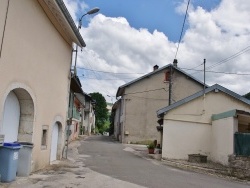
<box><xmin>228</xmin><ymin>155</ymin><xmax>250</xmax><ymax>180</ymax></box>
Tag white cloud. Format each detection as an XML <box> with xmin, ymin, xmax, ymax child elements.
<box><xmin>175</xmin><ymin>0</ymin><xmax>194</xmax><ymax>15</ymax></box>
<box><xmin>77</xmin><ymin>14</ymin><xmax>177</xmax><ymax>100</ymax></box>
<box><xmin>64</xmin><ymin>0</ymin><xmax>250</xmax><ymax>103</ymax></box>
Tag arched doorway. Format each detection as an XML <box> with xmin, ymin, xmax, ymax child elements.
<box><xmin>2</xmin><ymin>88</ymin><xmax>34</xmax><ymax>142</ymax></box>
<box><xmin>50</xmin><ymin>122</ymin><xmax>62</xmax><ymax>162</ymax></box>
<box><xmin>2</xmin><ymin>91</ymin><xmax>20</xmax><ymax>142</ymax></box>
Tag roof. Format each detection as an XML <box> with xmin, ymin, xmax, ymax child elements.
<box><xmin>116</xmin><ymin>64</ymin><xmax>207</xmax><ymax>97</ymax></box>
<box><xmin>38</xmin><ymin>0</ymin><xmax>86</xmax><ymax>47</ymax></box>
<box><xmin>56</xmin><ymin>0</ymin><xmax>86</xmax><ymax>47</ymax></box>
<box><xmin>157</xmin><ymin>84</ymin><xmax>250</xmax><ymax>118</ymax></box>
<box><xmin>74</xmin><ymin>93</ymin><xmax>85</xmax><ymax>105</ymax></box>
<box><xmin>212</xmin><ymin>109</ymin><xmax>250</xmax><ymax>121</ymax></box>
<box><xmin>71</xmin><ymin>76</ymin><xmax>83</xmax><ymax>93</ymax></box>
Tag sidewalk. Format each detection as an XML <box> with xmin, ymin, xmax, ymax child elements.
<box><xmin>0</xmin><ymin>136</ymin><xmax>146</xmax><ymax>188</ymax></box>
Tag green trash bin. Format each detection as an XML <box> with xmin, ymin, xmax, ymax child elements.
<box><xmin>0</xmin><ymin>143</ymin><xmax>22</xmax><ymax>182</ymax></box>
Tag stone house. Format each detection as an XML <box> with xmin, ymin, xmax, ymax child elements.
<box><xmin>0</xmin><ymin>0</ymin><xmax>85</xmax><ymax>172</ymax></box>
<box><xmin>115</xmin><ymin>62</ymin><xmax>205</xmax><ymax>144</ymax></box>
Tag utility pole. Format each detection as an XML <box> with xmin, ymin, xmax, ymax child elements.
<box><xmin>203</xmin><ymin>59</ymin><xmax>206</xmax><ymax>113</ymax></box>
<box><xmin>169</xmin><ymin>65</ymin><xmax>172</xmax><ymax>106</ymax></box>
<box><xmin>203</xmin><ymin>59</ymin><xmax>206</xmax><ymax>94</ymax></box>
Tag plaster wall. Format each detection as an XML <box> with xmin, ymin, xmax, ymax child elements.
<box><xmin>0</xmin><ymin>0</ymin><xmax>72</xmax><ymax>171</ymax></box>
<box><xmin>162</xmin><ymin>120</ymin><xmax>211</xmax><ymax>159</ymax></box>
<box><xmin>165</xmin><ymin>91</ymin><xmax>250</xmax><ymax>124</ymax></box>
<box><xmin>211</xmin><ymin>117</ymin><xmax>238</xmax><ymax>165</ymax></box>
<box><xmin>122</xmin><ymin>69</ymin><xmax>203</xmax><ymax>143</ymax></box>
<box><xmin>162</xmin><ymin>90</ymin><xmax>250</xmax><ymax>164</ymax></box>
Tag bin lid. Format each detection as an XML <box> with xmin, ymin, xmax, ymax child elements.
<box><xmin>14</xmin><ymin>141</ymin><xmax>34</xmax><ymax>148</ymax></box>
<box><xmin>3</xmin><ymin>142</ymin><xmax>22</xmax><ymax>149</ymax></box>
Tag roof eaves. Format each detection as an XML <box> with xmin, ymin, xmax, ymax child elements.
<box><xmin>116</xmin><ymin>64</ymin><xmax>172</xmax><ymax>97</ymax></box>
<box><xmin>157</xmin><ymin>84</ymin><xmax>250</xmax><ymax>117</ymax></box>
<box><xmin>56</xmin><ymin>0</ymin><xmax>86</xmax><ymax>47</ymax></box>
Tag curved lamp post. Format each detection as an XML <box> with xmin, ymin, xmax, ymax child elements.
<box><xmin>74</xmin><ymin>7</ymin><xmax>100</xmax><ymax>75</ymax></box>
<box><xmin>107</xmin><ymin>95</ymin><xmax>114</xmax><ymax>105</ymax></box>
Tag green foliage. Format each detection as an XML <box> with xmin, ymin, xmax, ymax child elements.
<box><xmin>89</xmin><ymin>92</ymin><xmax>109</xmax><ymax>133</ymax></box>
<box><xmin>243</xmin><ymin>92</ymin><xmax>250</xmax><ymax>100</ymax></box>
<box><xmin>147</xmin><ymin>142</ymin><xmax>155</xmax><ymax>149</ymax></box>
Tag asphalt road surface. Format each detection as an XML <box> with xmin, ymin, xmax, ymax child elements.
<box><xmin>78</xmin><ymin>135</ymin><xmax>249</xmax><ymax>188</ymax></box>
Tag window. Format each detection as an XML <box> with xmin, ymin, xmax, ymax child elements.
<box><xmin>41</xmin><ymin>125</ymin><xmax>48</xmax><ymax>150</ymax></box>
<box><xmin>164</xmin><ymin>71</ymin><xmax>170</xmax><ymax>82</ymax></box>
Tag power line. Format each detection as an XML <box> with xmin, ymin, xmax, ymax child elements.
<box><xmin>77</xmin><ymin>66</ymin><xmax>145</xmax><ymax>75</ymax></box>
<box><xmin>207</xmin><ymin>45</ymin><xmax>250</xmax><ymax>70</ymax></box>
<box><xmin>79</xmin><ymin>76</ymin><xmax>138</xmax><ymax>80</ymax></box>
<box><xmin>124</xmin><ymin>88</ymin><xmax>168</xmax><ymax>95</ymax></box>
<box><xmin>181</xmin><ymin>67</ymin><xmax>250</xmax><ymax>76</ymax></box>
<box><xmin>127</xmin><ymin>95</ymin><xmax>169</xmax><ymax>101</ymax></box>
<box><xmin>174</xmin><ymin>0</ymin><xmax>190</xmax><ymax>59</ymax></box>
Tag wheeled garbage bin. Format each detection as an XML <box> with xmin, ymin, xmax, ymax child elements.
<box><xmin>16</xmin><ymin>142</ymin><xmax>34</xmax><ymax>177</ymax></box>
<box><xmin>0</xmin><ymin>143</ymin><xmax>22</xmax><ymax>182</ymax></box>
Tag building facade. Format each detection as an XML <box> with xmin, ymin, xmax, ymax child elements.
<box><xmin>115</xmin><ymin>63</ymin><xmax>205</xmax><ymax>144</ymax></box>
<box><xmin>0</xmin><ymin>0</ymin><xmax>85</xmax><ymax>172</ymax></box>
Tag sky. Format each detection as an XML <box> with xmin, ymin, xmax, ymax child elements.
<box><xmin>64</xmin><ymin>0</ymin><xmax>250</xmax><ymax>103</ymax></box>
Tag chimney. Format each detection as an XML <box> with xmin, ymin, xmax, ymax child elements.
<box><xmin>173</xmin><ymin>59</ymin><xmax>178</xmax><ymax>67</ymax></box>
<box><xmin>153</xmin><ymin>65</ymin><xmax>159</xmax><ymax>71</ymax></box>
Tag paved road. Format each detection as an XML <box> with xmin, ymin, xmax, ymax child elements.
<box><xmin>78</xmin><ymin>135</ymin><xmax>249</xmax><ymax>188</ymax></box>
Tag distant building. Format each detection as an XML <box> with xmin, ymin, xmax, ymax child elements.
<box><xmin>115</xmin><ymin>62</ymin><xmax>205</xmax><ymax>144</ymax></box>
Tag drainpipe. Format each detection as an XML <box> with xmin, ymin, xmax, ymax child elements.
<box><xmin>203</xmin><ymin>59</ymin><xmax>206</xmax><ymax>113</ymax></box>
<box><xmin>169</xmin><ymin>66</ymin><xmax>173</xmax><ymax>105</ymax></box>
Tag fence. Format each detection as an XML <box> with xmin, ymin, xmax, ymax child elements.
<box><xmin>234</xmin><ymin>132</ymin><xmax>250</xmax><ymax>156</ymax></box>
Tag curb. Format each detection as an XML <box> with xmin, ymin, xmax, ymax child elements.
<box><xmin>162</xmin><ymin>159</ymin><xmax>229</xmax><ymax>176</ymax></box>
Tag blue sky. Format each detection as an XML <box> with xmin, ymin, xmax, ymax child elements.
<box><xmin>80</xmin><ymin>0</ymin><xmax>221</xmax><ymax>41</ymax></box>
<box><xmin>65</xmin><ymin>0</ymin><xmax>250</xmax><ymax>102</ymax></box>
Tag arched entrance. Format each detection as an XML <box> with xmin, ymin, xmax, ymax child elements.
<box><xmin>2</xmin><ymin>88</ymin><xmax>34</xmax><ymax>142</ymax></box>
<box><xmin>50</xmin><ymin>122</ymin><xmax>62</xmax><ymax>162</ymax></box>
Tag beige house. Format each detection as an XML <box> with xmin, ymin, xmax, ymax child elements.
<box><xmin>0</xmin><ymin>0</ymin><xmax>85</xmax><ymax>172</ymax></box>
<box><xmin>81</xmin><ymin>92</ymin><xmax>96</xmax><ymax>135</ymax></box>
<box><xmin>115</xmin><ymin>62</ymin><xmax>205</xmax><ymax>144</ymax></box>
<box><xmin>157</xmin><ymin>84</ymin><xmax>250</xmax><ymax>165</ymax></box>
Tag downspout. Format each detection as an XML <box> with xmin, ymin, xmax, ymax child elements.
<box><xmin>0</xmin><ymin>0</ymin><xmax>10</xmax><ymax>58</ymax></box>
<box><xmin>169</xmin><ymin>66</ymin><xmax>173</xmax><ymax>105</ymax></box>
<box><xmin>64</xmin><ymin>48</ymin><xmax>74</xmax><ymax>159</ymax></box>
<box><xmin>203</xmin><ymin>59</ymin><xmax>206</xmax><ymax>113</ymax></box>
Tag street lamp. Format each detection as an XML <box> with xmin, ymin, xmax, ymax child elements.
<box><xmin>78</xmin><ymin>7</ymin><xmax>100</xmax><ymax>29</ymax></box>
<box><xmin>74</xmin><ymin>7</ymin><xmax>100</xmax><ymax>75</ymax></box>
<box><xmin>107</xmin><ymin>95</ymin><xmax>113</xmax><ymax>104</ymax></box>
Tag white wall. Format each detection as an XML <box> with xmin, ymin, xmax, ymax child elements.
<box><xmin>162</xmin><ymin>120</ymin><xmax>211</xmax><ymax>159</ymax></box>
<box><xmin>211</xmin><ymin>117</ymin><xmax>238</xmax><ymax>165</ymax></box>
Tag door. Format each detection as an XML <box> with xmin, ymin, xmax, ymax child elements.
<box><xmin>2</xmin><ymin>91</ymin><xmax>20</xmax><ymax>142</ymax></box>
<box><xmin>50</xmin><ymin>123</ymin><xmax>59</xmax><ymax>162</ymax></box>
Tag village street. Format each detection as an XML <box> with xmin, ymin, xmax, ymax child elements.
<box><xmin>1</xmin><ymin>135</ymin><xmax>250</xmax><ymax>188</ymax></box>
<box><xmin>78</xmin><ymin>135</ymin><xmax>249</xmax><ymax>188</ymax></box>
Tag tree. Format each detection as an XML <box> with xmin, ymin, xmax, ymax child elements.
<box><xmin>243</xmin><ymin>92</ymin><xmax>250</xmax><ymax>100</ymax></box>
<box><xmin>89</xmin><ymin>92</ymin><xmax>109</xmax><ymax>133</ymax></box>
